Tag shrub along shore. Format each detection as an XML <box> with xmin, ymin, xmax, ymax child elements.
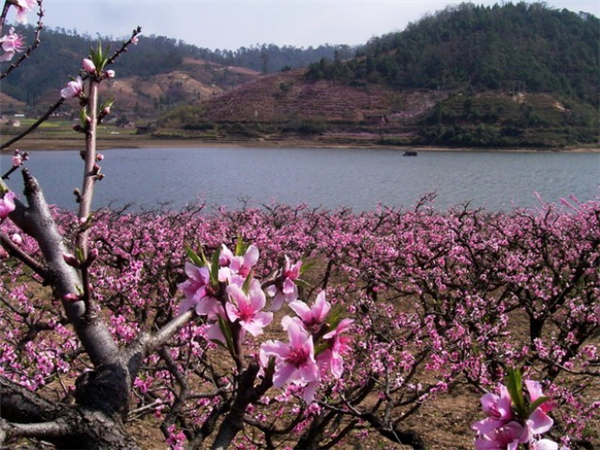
<box><xmin>3</xmin><ymin>133</ymin><xmax>600</xmax><ymax>152</ymax></box>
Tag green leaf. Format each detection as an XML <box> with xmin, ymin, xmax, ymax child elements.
<box><xmin>197</xmin><ymin>246</ymin><xmax>209</xmax><ymax>267</ymax></box>
<box><xmin>242</xmin><ymin>271</ymin><xmax>253</xmax><ymax>294</ymax></box>
<box><xmin>295</xmin><ymin>279</ymin><xmax>311</xmax><ymax>288</ymax></box>
<box><xmin>210</xmin><ymin>245</ymin><xmax>222</xmax><ymax>286</ymax></box>
<box><xmin>299</xmin><ymin>261</ymin><xmax>315</xmax><ymax>275</ymax></box>
<box><xmin>528</xmin><ymin>396</ymin><xmax>549</xmax><ymax>416</ymax></box>
<box><xmin>235</xmin><ymin>236</ymin><xmax>246</xmax><ymax>256</ymax></box>
<box><xmin>326</xmin><ymin>304</ymin><xmax>345</xmax><ymax>330</ymax></box>
<box><xmin>185</xmin><ymin>246</ymin><xmax>204</xmax><ymax>267</ymax></box>
<box><xmin>217</xmin><ymin>315</ymin><xmax>235</xmax><ymax>355</ymax></box>
<box><xmin>79</xmin><ymin>108</ymin><xmax>88</xmax><ymax>126</ymax></box>
<box><xmin>506</xmin><ymin>368</ymin><xmax>527</xmax><ymax>419</ymax></box>
<box><xmin>90</xmin><ymin>42</ymin><xmax>110</xmax><ymax>73</ymax></box>
<box><xmin>75</xmin><ymin>247</ymin><xmax>85</xmax><ymax>264</ymax></box>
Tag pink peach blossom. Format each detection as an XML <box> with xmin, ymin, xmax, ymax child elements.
<box><xmin>0</xmin><ymin>28</ymin><xmax>25</xmax><ymax>62</ymax></box>
<box><xmin>289</xmin><ymin>291</ymin><xmax>330</xmax><ymax>331</ymax></box>
<box><xmin>219</xmin><ymin>244</ymin><xmax>259</xmax><ymax>277</ymax></box>
<box><xmin>60</xmin><ymin>77</ymin><xmax>83</xmax><ymax>99</ymax></box>
<box><xmin>178</xmin><ymin>263</ymin><xmax>218</xmax><ymax>316</ymax></box>
<box><xmin>0</xmin><ymin>191</ymin><xmax>16</xmax><ymax>220</ymax></box>
<box><xmin>260</xmin><ymin>317</ymin><xmax>319</xmax><ymax>401</ymax></box>
<box><xmin>13</xmin><ymin>0</ymin><xmax>36</xmax><ymax>24</ymax></box>
<box><xmin>11</xmin><ymin>154</ymin><xmax>23</xmax><ymax>167</ymax></box>
<box><xmin>225</xmin><ymin>282</ymin><xmax>272</xmax><ymax>337</ymax></box>
<box><xmin>475</xmin><ymin>421</ymin><xmax>527</xmax><ymax>450</ymax></box>
<box><xmin>472</xmin><ymin>384</ymin><xmax>514</xmax><ymax>435</ymax></box>
<box><xmin>267</xmin><ymin>256</ymin><xmax>301</xmax><ymax>310</ymax></box>
<box><xmin>320</xmin><ymin>317</ymin><xmax>354</xmax><ymax>378</ymax></box>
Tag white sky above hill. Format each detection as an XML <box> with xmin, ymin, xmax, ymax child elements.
<box><xmin>14</xmin><ymin>0</ymin><xmax>600</xmax><ymax>50</ymax></box>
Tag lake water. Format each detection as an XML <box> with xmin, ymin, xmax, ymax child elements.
<box><xmin>1</xmin><ymin>147</ymin><xmax>599</xmax><ymax>212</ymax></box>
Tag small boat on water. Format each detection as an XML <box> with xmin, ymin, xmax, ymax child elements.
<box><xmin>403</xmin><ymin>151</ymin><xmax>418</xmax><ymax>157</ymax></box>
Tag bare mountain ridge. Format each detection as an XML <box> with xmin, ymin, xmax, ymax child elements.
<box><xmin>96</xmin><ymin>58</ymin><xmax>261</xmax><ymax>114</ymax></box>
<box><xmin>194</xmin><ymin>69</ymin><xmax>446</xmax><ymax>124</ymax></box>
<box><xmin>2</xmin><ymin>56</ymin><xmax>261</xmax><ymax>116</ymax></box>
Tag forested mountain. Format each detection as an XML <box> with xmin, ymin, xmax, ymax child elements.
<box><xmin>308</xmin><ymin>3</ymin><xmax>599</xmax><ymax>107</ymax></box>
<box><xmin>0</xmin><ymin>26</ymin><xmax>352</xmax><ymax>108</ymax></box>
<box><xmin>161</xmin><ymin>2</ymin><xmax>599</xmax><ymax>148</ymax></box>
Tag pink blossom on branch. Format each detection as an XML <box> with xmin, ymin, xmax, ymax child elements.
<box><xmin>320</xmin><ymin>317</ymin><xmax>353</xmax><ymax>378</ymax></box>
<box><xmin>12</xmin><ymin>0</ymin><xmax>36</xmax><ymax>24</ymax></box>
<box><xmin>11</xmin><ymin>154</ymin><xmax>22</xmax><ymax>167</ymax></box>
<box><xmin>474</xmin><ymin>420</ymin><xmax>526</xmax><ymax>450</ymax></box>
<box><xmin>289</xmin><ymin>291</ymin><xmax>330</xmax><ymax>331</ymax></box>
<box><xmin>177</xmin><ymin>262</ymin><xmax>218</xmax><ymax>316</ymax></box>
<box><xmin>225</xmin><ymin>281</ymin><xmax>273</xmax><ymax>337</ymax></box>
<box><xmin>0</xmin><ymin>28</ymin><xmax>25</xmax><ymax>62</ymax></box>
<box><xmin>219</xmin><ymin>243</ymin><xmax>259</xmax><ymax>278</ymax></box>
<box><xmin>60</xmin><ymin>76</ymin><xmax>84</xmax><ymax>99</ymax></box>
<box><xmin>0</xmin><ymin>191</ymin><xmax>16</xmax><ymax>220</ymax></box>
<box><xmin>268</xmin><ymin>256</ymin><xmax>302</xmax><ymax>310</ymax></box>
<box><xmin>472</xmin><ymin>384</ymin><xmax>514</xmax><ymax>435</ymax></box>
<box><xmin>473</xmin><ymin>374</ymin><xmax>559</xmax><ymax>450</ymax></box>
<box><xmin>260</xmin><ymin>317</ymin><xmax>320</xmax><ymax>402</ymax></box>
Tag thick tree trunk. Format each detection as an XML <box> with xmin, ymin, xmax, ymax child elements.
<box><xmin>0</xmin><ymin>375</ymin><xmax>140</xmax><ymax>449</ymax></box>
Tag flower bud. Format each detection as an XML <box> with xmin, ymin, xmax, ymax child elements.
<box><xmin>87</xmin><ymin>248</ymin><xmax>99</xmax><ymax>265</ymax></box>
<box><xmin>63</xmin><ymin>293</ymin><xmax>80</xmax><ymax>302</ymax></box>
<box><xmin>63</xmin><ymin>253</ymin><xmax>80</xmax><ymax>267</ymax></box>
<box><xmin>11</xmin><ymin>154</ymin><xmax>22</xmax><ymax>167</ymax></box>
<box><xmin>11</xmin><ymin>233</ymin><xmax>23</xmax><ymax>245</ymax></box>
<box><xmin>105</xmin><ymin>69</ymin><xmax>115</xmax><ymax>78</ymax></box>
<box><xmin>82</xmin><ymin>58</ymin><xmax>96</xmax><ymax>74</ymax></box>
<box><xmin>96</xmin><ymin>153</ymin><xmax>104</xmax><ymax>161</ymax></box>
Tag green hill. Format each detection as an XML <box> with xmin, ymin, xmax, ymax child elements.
<box><xmin>310</xmin><ymin>2</ymin><xmax>599</xmax><ymax>107</ymax></box>
<box><xmin>160</xmin><ymin>2</ymin><xmax>599</xmax><ymax>148</ymax></box>
<box><xmin>0</xmin><ymin>27</ymin><xmax>351</xmax><ymax>112</ymax></box>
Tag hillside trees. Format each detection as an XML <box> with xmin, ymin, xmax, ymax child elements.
<box><xmin>309</xmin><ymin>2</ymin><xmax>600</xmax><ymax>107</ymax></box>
<box><xmin>1</xmin><ymin>24</ymin><xmax>353</xmax><ymax>108</ymax></box>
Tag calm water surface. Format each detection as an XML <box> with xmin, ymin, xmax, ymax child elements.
<box><xmin>2</xmin><ymin>147</ymin><xmax>598</xmax><ymax>211</ymax></box>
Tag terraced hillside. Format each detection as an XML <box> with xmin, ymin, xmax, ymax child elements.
<box><xmin>156</xmin><ymin>67</ymin><xmax>598</xmax><ymax>148</ymax></box>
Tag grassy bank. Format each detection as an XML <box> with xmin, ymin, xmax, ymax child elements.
<box><xmin>3</xmin><ymin>130</ymin><xmax>599</xmax><ymax>153</ymax></box>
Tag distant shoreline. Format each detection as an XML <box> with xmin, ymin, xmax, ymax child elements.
<box><xmin>2</xmin><ymin>134</ymin><xmax>599</xmax><ymax>153</ymax></box>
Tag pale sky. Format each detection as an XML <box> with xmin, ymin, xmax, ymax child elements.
<box><xmin>10</xmin><ymin>1</ymin><xmax>600</xmax><ymax>50</ymax></box>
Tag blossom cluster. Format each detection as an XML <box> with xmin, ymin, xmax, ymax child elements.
<box><xmin>473</xmin><ymin>372</ymin><xmax>559</xmax><ymax>449</ymax></box>
<box><xmin>178</xmin><ymin>243</ymin><xmax>353</xmax><ymax>403</ymax></box>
